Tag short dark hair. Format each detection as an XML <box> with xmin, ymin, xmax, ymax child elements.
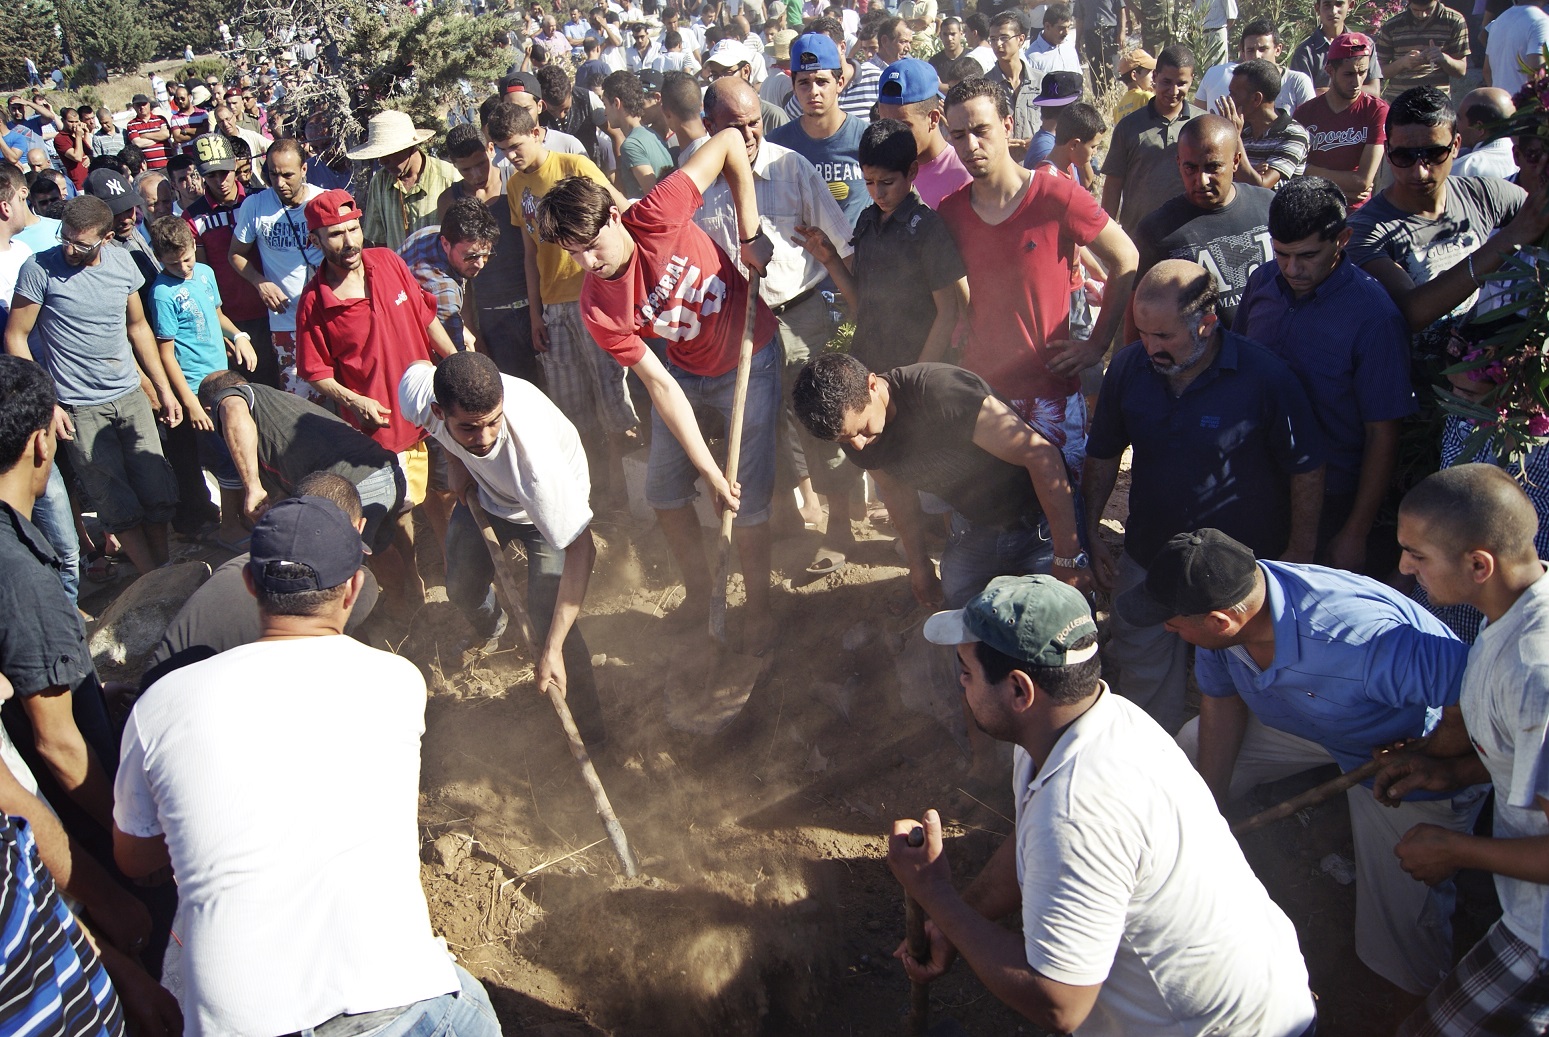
<box><xmin>1157</xmin><ymin>44</ymin><xmax>1196</xmax><ymax>73</ymax></box>
<box><xmin>944</xmin><ymin>55</ymin><xmax>988</xmax><ymax>86</ymax></box>
<box><xmin>792</xmin><ymin>353</ymin><xmax>871</xmax><ymax>440</ymax></box>
<box><xmin>167</xmin><ymin>153</ymin><xmax>197</xmax><ymax>176</ymax></box>
<box><xmin>963</xmin><ymin>11</ymin><xmax>990</xmax><ymax>37</ymax></box>
<box><xmin>1042</xmin><ymin>2</ymin><xmax>1073</xmax><ymax>24</ymax></box>
<box><xmin>1239</xmin><ymin>16</ymin><xmax>1277</xmax><ymax>44</ymax></box>
<box><xmin>295</xmin><ymin>471</ymin><xmax>363</xmax><ymax>524</ymax></box>
<box><xmin>1400</xmin><ymin>463</ymin><xmax>1540</xmax><ymax>562</ymax></box>
<box><xmin>1232</xmin><ymin>58</ymin><xmax>1281</xmax><ymax>102</ymax></box>
<box><xmin>1268</xmin><ymin>175</ymin><xmax>1347</xmax><ymax>242</ymax></box>
<box><xmin>974</xmin><ymin>633</ymin><xmax>1101</xmax><ymax>705</ymax></box>
<box><xmin>0</xmin><ymin>355</ymin><xmax>55</xmax><ymax>472</ymax></box>
<box><xmin>266</xmin><ymin>137</ymin><xmax>305</xmax><ymax>167</ymax></box>
<box><xmin>1386</xmin><ymin>85</ymin><xmax>1457</xmax><ymax>136</ymax></box>
<box><xmin>1178</xmin><ymin>267</ymin><xmax>1220</xmax><ymax>319</ymax></box>
<box><xmin>858</xmin><ymin>118</ymin><xmax>918</xmax><ymax>172</ymax></box>
<box><xmin>254</xmin><ymin>579</ymin><xmax>348</xmax><ymax>617</ymax></box>
<box><xmin>487</xmin><ymin>100</ymin><xmax>538</xmax><ymax>142</ymax></box>
<box><xmin>444</xmin><ymin>123</ymin><xmax>488</xmax><ymax>160</ymax></box>
<box><xmin>0</xmin><ymin>164</ymin><xmax>21</xmax><ymax>206</ymax></box>
<box><xmin>989</xmin><ymin>10</ymin><xmax>1026</xmax><ymax>34</ymax></box>
<box><xmin>228</xmin><ymin>135</ymin><xmax>254</xmax><ymax>160</ymax></box>
<box><xmin>198</xmin><ymin>369</ymin><xmax>247</xmax><ymax>411</ymax></box>
<box><xmin>441</xmin><ymin>196</ymin><xmax>500</xmax><ymax>246</ymax></box>
<box><xmin>61</xmin><ymin>195</ymin><xmax>113</xmax><ymax>237</ymax></box>
<box><xmin>1054</xmin><ymin>102</ymin><xmax>1106</xmax><ymax>144</ymax></box>
<box><xmin>534</xmin><ymin>175</ymin><xmax>615</xmax><ymax>246</ymax></box>
<box><xmin>434</xmin><ymin>350</ymin><xmax>505</xmax><ymax>416</ymax></box>
<box><xmin>945</xmin><ymin>77</ymin><xmax>1012</xmax><ymax>120</ymax></box>
<box><xmin>662</xmin><ymin>71</ymin><xmax>703</xmax><ymax>121</ymax></box>
<box><xmin>602</xmin><ymin>70</ymin><xmax>647</xmax><ymax>116</ymax></box>
<box><xmin>879</xmin><ymin>13</ymin><xmax>906</xmax><ymax>37</ymax></box>
<box><xmin>148</xmin><ymin>214</ymin><xmax>195</xmax><ymax>256</ymax></box>
<box><xmin>479</xmin><ymin>93</ymin><xmax>505</xmax><ymax>129</ymax></box>
<box><xmin>807</xmin><ymin>15</ymin><xmax>845</xmax><ymax>45</ymax></box>
<box><xmin>119</xmin><ymin>143</ymin><xmax>146</xmax><ymax>176</ymax></box>
<box><xmin>536</xmin><ymin>64</ymin><xmax>574</xmax><ymax>103</ymax></box>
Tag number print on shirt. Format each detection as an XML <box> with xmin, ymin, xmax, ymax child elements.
<box><xmin>638</xmin><ymin>254</ymin><xmax>725</xmax><ymax>342</ymax></box>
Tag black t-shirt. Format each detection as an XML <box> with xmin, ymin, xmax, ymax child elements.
<box><xmin>851</xmin><ymin>194</ymin><xmax>968</xmax><ymax>371</ymax></box>
<box><xmin>148</xmin><ymin>553</ymin><xmax>379</xmax><ymax>669</ymax></box>
<box><xmin>842</xmin><ymin>364</ymin><xmax>1044</xmax><ymax>529</ymax></box>
<box><xmin>211</xmin><ymin>382</ymin><xmax>397</xmax><ymax>497</ymax></box>
<box><xmin>1135</xmin><ymin>185</ymin><xmax>1274</xmax><ymax>326</ymax></box>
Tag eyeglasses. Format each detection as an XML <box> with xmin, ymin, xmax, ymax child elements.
<box><xmin>56</xmin><ymin>231</ymin><xmax>104</xmax><ymax>256</ymax></box>
<box><xmin>988</xmin><ymin>33</ymin><xmax>1024</xmax><ymax>44</ymax></box>
<box><xmin>1388</xmin><ymin>143</ymin><xmax>1453</xmax><ymax>168</ymax></box>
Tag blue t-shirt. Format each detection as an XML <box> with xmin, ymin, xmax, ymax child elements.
<box><xmin>767</xmin><ymin>114</ymin><xmax>869</xmax><ymax>226</ymax></box>
<box><xmin>1196</xmin><ymin>560</ymin><xmax>1469</xmax><ymax>781</ymax></box>
<box><xmin>12</xmin><ymin>217</ymin><xmax>60</xmax><ymax>255</ymax></box>
<box><xmin>150</xmin><ymin>264</ymin><xmax>227</xmax><ymax>393</ymax></box>
<box><xmin>1022</xmin><ymin>129</ymin><xmax>1056</xmax><ymax>169</ymax></box>
<box><xmin>1233</xmin><ymin>256</ymin><xmax>1417</xmax><ymax>495</ymax></box>
<box><xmin>12</xmin><ymin>245</ymin><xmax>145</xmax><ymax>406</ymax></box>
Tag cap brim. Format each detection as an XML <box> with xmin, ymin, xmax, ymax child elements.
<box><xmin>923</xmin><ymin>608</ymin><xmax>980</xmax><ymax>646</ymax></box>
<box><xmin>1037</xmin><ymin>95</ymin><xmax>1077</xmax><ymax>106</ymax></box>
<box><xmin>1114</xmin><ymin>582</ymin><xmax>1178</xmax><ymax>628</ymax></box>
<box><xmin>198</xmin><ymin>159</ymin><xmax>238</xmax><ymax>173</ymax></box>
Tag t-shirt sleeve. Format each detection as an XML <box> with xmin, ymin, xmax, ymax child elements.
<box><xmin>621</xmin><ymin>169</ymin><xmax>701</xmax><ymax>238</ymax></box>
<box><xmin>293</xmin><ymin>290</ymin><xmax>331</xmax><ymax>381</ymax></box>
<box><xmin>1343</xmin><ymin>209</ymin><xmax>1393</xmax><ymax>271</ymax></box>
<box><xmin>1019</xmin><ymin>816</ymin><xmax>1138</xmax><ymax>986</ymax></box>
<box><xmin>1266</xmin><ymin>127</ymin><xmax>1309</xmax><ymax>179</ymax></box>
<box><xmin>1375</xmin><ymin>24</ymin><xmax>1395</xmax><ymax>62</ymax></box>
<box><xmin>112</xmin><ymin>711</ymin><xmax>163</xmax><ymax>839</ymax></box>
<box><xmin>1085</xmin><ymin>347</ymin><xmax>1136</xmax><ymax>460</ymax></box>
<box><xmin>209</xmin><ymin>384</ymin><xmax>256</xmax><ymax>432</ymax></box>
<box><xmin>0</xmin><ymin>576</ymin><xmax>92</xmax><ymax>698</ymax></box>
<box><xmin>921</xmin><ymin>211</ymin><xmax>967</xmax><ymax>291</ymax></box>
<box><xmin>1483</xmin><ymin>176</ymin><xmax>1528</xmax><ymax>227</ymax></box>
<box><xmin>398</xmin><ymin>362</ymin><xmax>436</xmax><ymax>427</ymax></box>
<box><xmin>914</xmin><ymin>365</ymin><xmax>993</xmax><ymax>438</ymax></box>
<box><xmin>1059</xmin><ymin>174</ymin><xmax>1110</xmax><ymax>246</ymax></box>
<box><xmin>1101</xmin><ymin>119</ymin><xmax>1132</xmax><ymax>178</ymax></box>
<box><xmin>619</xmin><ymin>132</ymin><xmax>650</xmax><ymax>172</ymax></box>
<box><xmin>149</xmin><ymin>281</ymin><xmax>179</xmax><ymax>341</ymax></box>
<box><xmin>1371</xmin><ymin>100</ymin><xmax>1389</xmax><ymax>146</ymax></box>
<box><xmin>1447</xmin><ymin>13</ymin><xmax>1469</xmax><ymax>56</ymax></box>
<box><xmin>13</xmin><ymin>255</ymin><xmax>47</xmax><ymax>306</ymax></box>
<box><xmin>233</xmin><ymin>196</ymin><xmax>258</xmax><ymax>243</ymax></box>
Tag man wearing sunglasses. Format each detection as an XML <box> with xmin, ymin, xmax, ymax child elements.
<box><xmin>1346</xmin><ymin>86</ymin><xmax>1549</xmax><ymax>354</ymax></box>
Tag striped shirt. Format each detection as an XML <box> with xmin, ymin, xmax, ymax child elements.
<box><xmin>165</xmin><ymin>105</ymin><xmax>209</xmax><ymax>158</ymax></box>
<box><xmin>1375</xmin><ymin>3</ymin><xmax>1469</xmax><ymax>98</ymax></box>
<box><xmin>125</xmin><ymin>115</ymin><xmax>172</xmax><ymax>169</ymax></box>
<box><xmin>0</xmin><ymin>817</ymin><xmax>124</xmax><ymax>1037</ymax></box>
<box><xmin>1242</xmin><ymin>109</ymin><xmax>1311</xmax><ymax>182</ymax></box>
<box><xmin>398</xmin><ymin>225</ymin><xmax>468</xmax><ymax>348</ymax></box>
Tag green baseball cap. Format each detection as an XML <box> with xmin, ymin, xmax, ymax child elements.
<box><xmin>923</xmin><ymin>575</ymin><xmax>1098</xmax><ymax>668</ymax></box>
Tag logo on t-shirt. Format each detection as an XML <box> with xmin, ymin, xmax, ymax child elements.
<box><xmin>520</xmin><ymin>187</ymin><xmax>541</xmax><ymax>239</ymax></box>
<box><xmin>1305</xmin><ymin>124</ymin><xmax>1370</xmax><ymax>153</ymax></box>
<box><xmin>638</xmin><ymin>253</ymin><xmax>726</xmax><ymax>341</ymax></box>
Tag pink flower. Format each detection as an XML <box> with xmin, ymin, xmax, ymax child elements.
<box><xmin>1529</xmin><ymin>412</ymin><xmax>1549</xmax><ymax>437</ymax></box>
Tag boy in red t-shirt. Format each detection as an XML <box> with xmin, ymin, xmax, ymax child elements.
<box><xmin>534</xmin><ymin>129</ymin><xmax>778</xmax><ymax>651</ymax></box>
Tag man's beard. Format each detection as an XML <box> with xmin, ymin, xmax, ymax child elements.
<box><xmin>1150</xmin><ymin>324</ymin><xmax>1212</xmax><ymax>376</ymax></box>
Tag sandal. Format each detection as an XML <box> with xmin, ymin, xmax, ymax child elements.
<box><xmin>804</xmin><ymin>547</ymin><xmax>847</xmax><ymax>577</ymax></box>
<box><xmin>85</xmin><ymin>553</ymin><xmax>117</xmax><ymax>584</ymax></box>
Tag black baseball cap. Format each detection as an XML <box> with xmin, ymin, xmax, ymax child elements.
<box><xmin>1038</xmin><ymin>70</ymin><xmax>1084</xmax><ymax>108</ymax></box>
<box><xmin>247</xmin><ymin>496</ymin><xmax>366</xmax><ymax>594</ymax></box>
<box><xmin>86</xmin><ymin>169</ymin><xmax>140</xmax><ymax>215</ymax></box>
<box><xmin>499</xmin><ymin>69</ymin><xmax>543</xmax><ymax>101</ymax></box>
<box><xmin>1116</xmin><ymin>529</ymin><xmax>1260</xmax><ymax>628</ymax></box>
<box><xmin>132</xmin><ymin>93</ymin><xmax>153</xmax><ymax>106</ymax></box>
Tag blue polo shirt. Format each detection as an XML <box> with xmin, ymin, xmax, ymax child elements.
<box><xmin>1233</xmin><ymin>256</ymin><xmax>1416</xmax><ymax>496</ymax></box>
<box><xmin>1196</xmin><ymin>561</ymin><xmax>1468</xmax><ymax>783</ymax></box>
<box><xmin>1087</xmin><ymin>331</ymin><xmax>1326</xmax><ymax>567</ymax></box>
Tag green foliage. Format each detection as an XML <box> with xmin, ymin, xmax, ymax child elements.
<box><xmin>0</xmin><ymin>0</ymin><xmax>62</xmax><ymax>87</ymax></box>
<box><xmin>140</xmin><ymin>0</ymin><xmax>240</xmax><ymax>59</ymax></box>
<box><xmin>345</xmin><ymin>6</ymin><xmax>515</xmax><ymax>131</ymax></box>
<box><xmin>57</xmin><ymin>0</ymin><xmax>154</xmax><ymax>75</ymax></box>
<box><xmin>182</xmin><ymin>58</ymin><xmax>230</xmax><ymax>82</ymax></box>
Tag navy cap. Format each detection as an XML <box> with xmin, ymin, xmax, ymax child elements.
<box><xmin>790</xmin><ymin>32</ymin><xmax>842</xmax><ymax>72</ymax></box>
<box><xmin>247</xmin><ymin>496</ymin><xmax>365</xmax><ymax>594</ymax></box>
<box><xmin>86</xmin><ymin>169</ymin><xmax>140</xmax><ymax>215</ymax></box>
<box><xmin>878</xmin><ymin>58</ymin><xmax>942</xmax><ymax>106</ymax></box>
<box><xmin>1038</xmin><ymin>70</ymin><xmax>1084</xmax><ymax>107</ymax></box>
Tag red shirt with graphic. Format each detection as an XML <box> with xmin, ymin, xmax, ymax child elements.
<box><xmin>580</xmin><ymin>172</ymin><xmax>777</xmax><ymax>378</ymax></box>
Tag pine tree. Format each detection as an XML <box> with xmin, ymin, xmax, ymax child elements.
<box><xmin>0</xmin><ymin>0</ymin><xmax>63</xmax><ymax>85</ymax></box>
<box><xmin>56</xmin><ymin>0</ymin><xmax>154</xmax><ymax>75</ymax></box>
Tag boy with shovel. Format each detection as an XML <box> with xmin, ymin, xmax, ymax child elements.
<box><xmin>534</xmin><ymin>128</ymin><xmax>777</xmax><ymax>653</ymax></box>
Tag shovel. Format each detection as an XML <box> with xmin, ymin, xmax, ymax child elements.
<box><xmin>468</xmin><ymin>499</ymin><xmax>638</xmax><ymax>878</ymax></box>
<box><xmin>663</xmin><ymin>273</ymin><xmax>772</xmax><ymax>735</ymax></box>
<box><xmin>902</xmin><ymin>825</ymin><xmax>969</xmax><ymax>1036</ymax></box>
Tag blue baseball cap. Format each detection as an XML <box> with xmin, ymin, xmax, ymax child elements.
<box><xmin>878</xmin><ymin>58</ymin><xmax>941</xmax><ymax>107</ymax></box>
<box><xmin>247</xmin><ymin>496</ymin><xmax>366</xmax><ymax>594</ymax></box>
<box><xmin>790</xmin><ymin>32</ymin><xmax>842</xmax><ymax>73</ymax></box>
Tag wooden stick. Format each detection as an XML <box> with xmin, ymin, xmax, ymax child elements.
<box><xmin>468</xmin><ymin>499</ymin><xmax>638</xmax><ymax>878</ymax></box>
<box><xmin>904</xmin><ymin>825</ymin><xmax>930</xmax><ymax>1035</ymax></box>
<box><xmin>1231</xmin><ymin>746</ymin><xmax>1419</xmax><ymax>836</ymax></box>
<box><xmin>709</xmin><ymin>272</ymin><xmax>761</xmax><ymax>645</ymax></box>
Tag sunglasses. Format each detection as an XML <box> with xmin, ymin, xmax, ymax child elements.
<box><xmin>1388</xmin><ymin>143</ymin><xmax>1452</xmax><ymax>168</ymax></box>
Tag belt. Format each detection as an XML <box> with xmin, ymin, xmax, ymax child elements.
<box><xmin>279</xmin><ymin>1003</ymin><xmax>413</xmax><ymax>1037</ymax></box>
<box><xmin>769</xmin><ymin>283</ymin><xmax>822</xmax><ymax>318</ymax></box>
<box><xmin>482</xmin><ymin>298</ymin><xmax>530</xmax><ymax>311</ymax></box>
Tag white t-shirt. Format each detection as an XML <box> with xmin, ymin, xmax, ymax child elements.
<box><xmin>968</xmin><ymin>44</ymin><xmax>996</xmax><ymax>73</ymax></box>
<box><xmin>1024</xmin><ymin>34</ymin><xmax>1081</xmax><ymax>80</ymax></box>
<box><xmin>231</xmin><ymin>184</ymin><xmax>323</xmax><ymax>333</ymax></box>
<box><xmin>0</xmin><ymin>239</ymin><xmax>35</xmax><ymax>311</ymax></box>
<box><xmin>113</xmin><ymin>637</ymin><xmax>456</xmax><ymax>1037</ymax></box>
<box><xmin>1195</xmin><ymin>61</ymin><xmax>1315</xmax><ymax>114</ymax></box>
<box><xmin>399</xmin><ymin>365</ymin><xmax>592</xmax><ymax>549</ymax></box>
<box><xmin>1014</xmin><ymin>687</ymin><xmax>1316</xmax><ymax>1037</ymax></box>
<box><xmin>1486</xmin><ymin>3</ymin><xmax>1549</xmax><ymax>96</ymax></box>
<box><xmin>1462</xmin><ymin>566</ymin><xmax>1549</xmax><ymax>955</ymax></box>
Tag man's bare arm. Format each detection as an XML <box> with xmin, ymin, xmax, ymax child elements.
<box><xmin>21</xmin><ymin>689</ymin><xmax>116</xmax><ymax>830</ymax></box>
<box><xmin>1281</xmin><ymin>466</ymin><xmax>1325</xmax><ymax>563</ymax></box>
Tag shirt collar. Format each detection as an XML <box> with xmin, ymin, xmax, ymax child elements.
<box><xmin>315</xmin><ymin>248</ymin><xmax>384</xmax><ymax>313</ymax></box>
<box><xmin>1273</xmin><ymin>252</ymin><xmax>1354</xmax><ymax>302</ymax></box>
<box><xmin>858</xmin><ymin>191</ymin><xmax>925</xmax><ymax>234</ymax></box>
<box><xmin>1259</xmin><ymin>562</ymin><xmax>1305</xmax><ymax>674</ymax></box>
<box><xmin>0</xmin><ymin>499</ymin><xmax>61</xmax><ymax>569</ymax></box>
<box><xmin>1020</xmin><ymin>682</ymin><xmax>1117</xmax><ymax>794</ymax></box>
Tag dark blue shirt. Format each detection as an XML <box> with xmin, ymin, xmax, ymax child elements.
<box><xmin>1087</xmin><ymin>331</ymin><xmax>1326</xmax><ymax>566</ymax></box>
<box><xmin>1233</xmin><ymin>255</ymin><xmax>1416</xmax><ymax>495</ymax></box>
<box><xmin>1196</xmin><ymin>561</ymin><xmax>1467</xmax><ymax>781</ymax></box>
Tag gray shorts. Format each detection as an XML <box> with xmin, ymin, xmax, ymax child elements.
<box><xmin>539</xmin><ymin>300</ymin><xmax>638</xmax><ymax>437</ymax></box>
<box><xmin>63</xmin><ymin>390</ymin><xmax>178</xmax><ymax>533</ymax></box>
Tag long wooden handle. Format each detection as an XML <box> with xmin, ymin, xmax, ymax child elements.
<box><xmin>1230</xmin><ymin>755</ymin><xmax>1384</xmax><ymax>835</ymax></box>
<box><xmin>904</xmin><ymin>825</ymin><xmax>930</xmax><ymax>1035</ymax></box>
<box><xmin>709</xmin><ymin>272</ymin><xmax>761</xmax><ymax>644</ymax></box>
<box><xmin>468</xmin><ymin>499</ymin><xmax>638</xmax><ymax>877</ymax></box>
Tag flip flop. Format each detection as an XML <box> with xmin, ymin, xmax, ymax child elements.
<box><xmin>214</xmin><ymin>532</ymin><xmax>251</xmax><ymax>553</ymax></box>
<box><xmin>85</xmin><ymin>554</ymin><xmax>117</xmax><ymax>584</ymax></box>
<box><xmin>804</xmin><ymin>547</ymin><xmax>847</xmax><ymax>577</ymax></box>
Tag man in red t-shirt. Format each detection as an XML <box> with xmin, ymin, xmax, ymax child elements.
<box><xmin>52</xmin><ymin>107</ymin><xmax>92</xmax><ymax>191</ymax></box>
<box><xmin>937</xmin><ymin>78</ymin><xmax>1138</xmax><ymax>479</ymax></box>
<box><xmin>295</xmin><ymin>188</ymin><xmax>458</xmax><ymax>610</ymax></box>
<box><xmin>1294</xmin><ymin>33</ymin><xmax>1387</xmax><ymax>208</ymax></box>
<box><xmin>535</xmin><ymin>129</ymin><xmax>780</xmax><ymax>651</ymax></box>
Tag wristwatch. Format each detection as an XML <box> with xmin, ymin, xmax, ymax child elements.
<box><xmin>1053</xmin><ymin>552</ymin><xmax>1090</xmax><ymax>570</ymax></box>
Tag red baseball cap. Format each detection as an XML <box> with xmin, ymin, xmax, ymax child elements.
<box><xmin>1328</xmin><ymin>32</ymin><xmax>1373</xmax><ymax>63</ymax></box>
<box><xmin>305</xmin><ymin>189</ymin><xmax>361</xmax><ymax>232</ymax></box>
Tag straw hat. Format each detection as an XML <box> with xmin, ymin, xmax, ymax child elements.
<box><xmin>345</xmin><ymin>109</ymin><xmax>435</xmax><ymax>161</ymax></box>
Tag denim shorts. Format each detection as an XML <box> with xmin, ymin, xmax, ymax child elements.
<box><xmin>645</xmin><ymin>337</ymin><xmax>780</xmax><ymax>526</ymax></box>
<box><xmin>355</xmin><ymin>462</ymin><xmax>406</xmax><ymax>552</ymax></box>
<box><xmin>63</xmin><ymin>390</ymin><xmax>179</xmax><ymax>532</ymax></box>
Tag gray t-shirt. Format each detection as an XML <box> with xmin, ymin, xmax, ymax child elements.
<box><xmin>1347</xmin><ymin>175</ymin><xmax>1525</xmax><ymax>352</ymax></box>
<box><xmin>13</xmin><ymin>245</ymin><xmax>144</xmax><ymax>406</ymax></box>
<box><xmin>1101</xmin><ymin>99</ymin><xmax>1198</xmax><ymax>236</ymax></box>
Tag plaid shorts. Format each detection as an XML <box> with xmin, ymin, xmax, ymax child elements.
<box><xmin>1398</xmin><ymin>919</ymin><xmax>1549</xmax><ymax>1037</ymax></box>
<box><xmin>539</xmin><ymin>301</ymin><xmax>637</xmax><ymax>437</ymax></box>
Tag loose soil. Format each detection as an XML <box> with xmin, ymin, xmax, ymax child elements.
<box><xmin>85</xmin><ymin>459</ymin><xmax>1496</xmax><ymax>1036</ymax></box>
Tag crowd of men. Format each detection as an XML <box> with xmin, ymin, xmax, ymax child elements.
<box><xmin>3</xmin><ymin>0</ymin><xmax>1549</xmax><ymax>1031</ymax></box>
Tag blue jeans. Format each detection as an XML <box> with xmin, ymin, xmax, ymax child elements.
<box><xmin>646</xmin><ymin>339</ymin><xmax>780</xmax><ymax>525</ymax></box>
<box><xmin>940</xmin><ymin>512</ymin><xmax>1055</xmax><ymax>608</ymax></box>
<box><xmin>300</xmin><ymin>965</ymin><xmax>500</xmax><ymax>1037</ymax></box>
<box><xmin>33</xmin><ymin>462</ymin><xmax>80</xmax><ymax>604</ymax></box>
<box><xmin>443</xmin><ymin>504</ymin><xmax>604</xmax><ymax>742</ymax></box>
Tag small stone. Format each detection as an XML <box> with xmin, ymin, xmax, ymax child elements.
<box><xmin>865</xmin><ymin>919</ymin><xmax>882</xmax><ymax>932</ymax></box>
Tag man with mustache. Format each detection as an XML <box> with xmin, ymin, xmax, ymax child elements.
<box><xmin>1082</xmin><ymin>259</ymin><xmax>1326</xmax><ymax>733</ymax></box>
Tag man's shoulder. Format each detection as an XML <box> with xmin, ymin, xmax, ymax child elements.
<box><xmin>1233</xmin><ymin>183</ymin><xmax>1277</xmax><ymax>216</ymax></box>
